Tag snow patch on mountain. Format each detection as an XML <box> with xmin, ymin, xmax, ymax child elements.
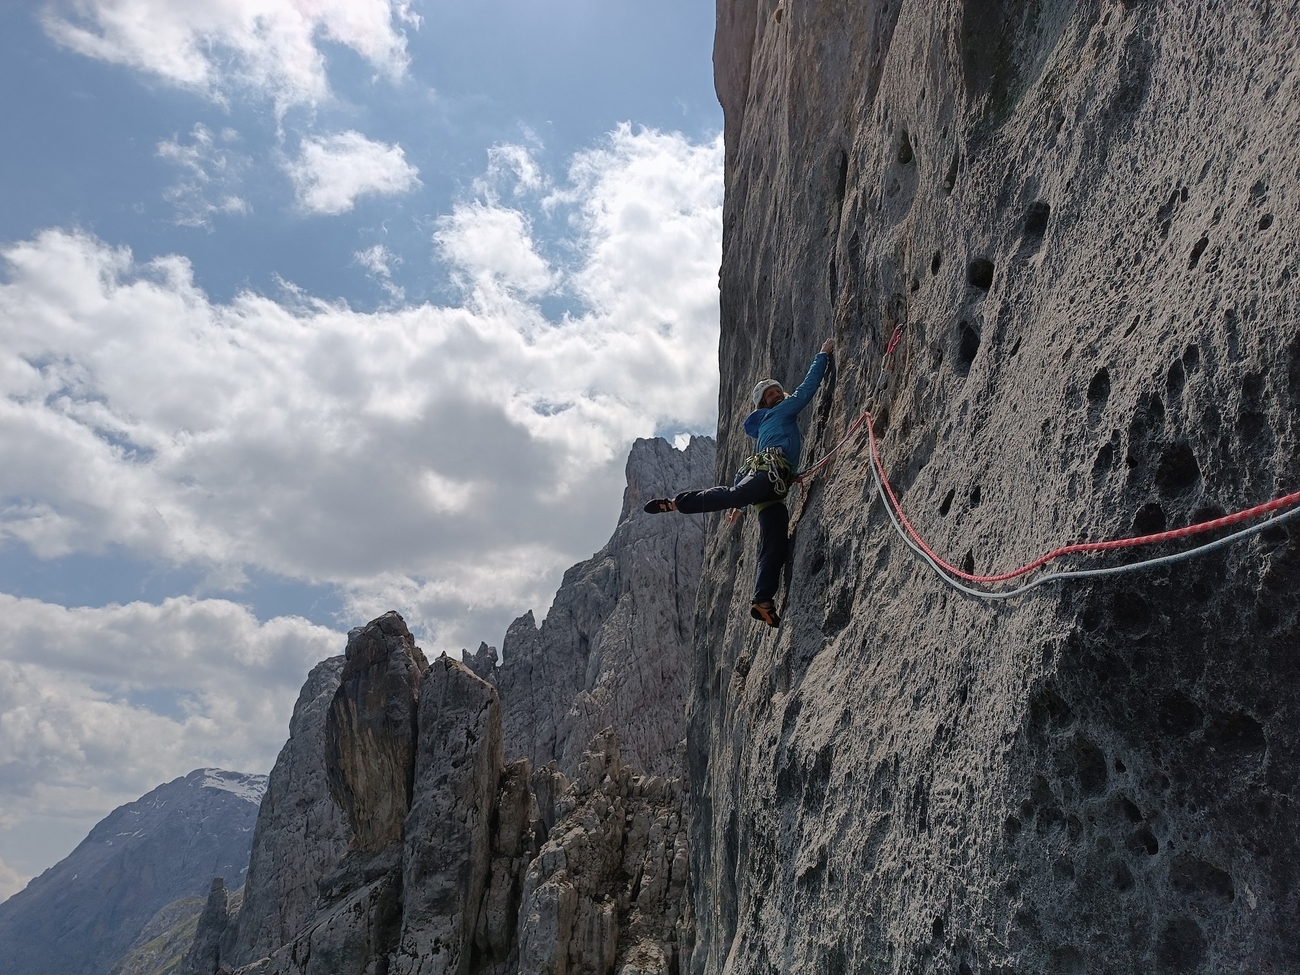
<box><xmin>197</xmin><ymin>769</ymin><xmax>268</xmax><ymax>805</ymax></box>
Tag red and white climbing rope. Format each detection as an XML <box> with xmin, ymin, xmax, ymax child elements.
<box><xmin>791</xmin><ymin>324</ymin><xmax>1300</xmax><ymax>599</ymax></box>
<box><xmin>862</xmin><ymin>410</ymin><xmax>1300</xmax><ymax>600</ymax></box>
<box><xmin>795</xmin><ymin>409</ymin><xmax>873</xmax><ymax>482</ymax></box>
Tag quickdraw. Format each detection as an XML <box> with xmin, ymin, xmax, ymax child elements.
<box><xmin>873</xmin><ymin>322</ymin><xmax>905</xmax><ymax>395</ymax></box>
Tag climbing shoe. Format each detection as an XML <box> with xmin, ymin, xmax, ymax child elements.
<box><xmin>750</xmin><ymin>601</ymin><xmax>780</xmax><ymax>627</ymax></box>
<box><xmin>643</xmin><ymin>498</ymin><xmax>675</xmax><ymax>514</ymax></box>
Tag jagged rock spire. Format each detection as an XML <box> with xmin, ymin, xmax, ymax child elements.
<box><xmin>326</xmin><ymin>611</ymin><xmax>429</xmax><ymax>853</ymax></box>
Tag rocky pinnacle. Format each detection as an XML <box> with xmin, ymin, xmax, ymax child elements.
<box><xmin>326</xmin><ymin>612</ymin><xmax>429</xmax><ymax>853</ymax></box>
<box><xmin>184</xmin><ymin>435</ymin><xmax>711</xmax><ymax>974</ymax></box>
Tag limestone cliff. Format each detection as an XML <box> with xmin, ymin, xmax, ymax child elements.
<box><xmin>390</xmin><ymin>654</ymin><xmax>507</xmax><ymax>974</ymax></box>
<box><xmin>692</xmin><ymin>2</ymin><xmax>1300</xmax><ymax>973</ymax></box>
<box><xmin>494</xmin><ymin>436</ymin><xmax>716</xmax><ymax>780</ymax></box>
<box><xmin>231</xmin><ymin>656</ymin><xmax>351</xmax><ymax>963</ymax></box>
<box><xmin>184</xmin><ymin>436</ymin><xmax>712</xmax><ymax>975</ymax></box>
<box><xmin>212</xmin><ymin>617</ymin><xmax>428</xmax><ymax>973</ymax></box>
<box><xmin>516</xmin><ymin>732</ymin><xmax>692</xmax><ymax>975</ymax></box>
<box><xmin>326</xmin><ymin>611</ymin><xmax>429</xmax><ymax>854</ymax></box>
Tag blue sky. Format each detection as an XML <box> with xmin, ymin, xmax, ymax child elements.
<box><xmin>0</xmin><ymin>0</ymin><xmax>722</xmax><ymax>895</ymax></box>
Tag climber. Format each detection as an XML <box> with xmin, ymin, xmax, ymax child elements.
<box><xmin>643</xmin><ymin>338</ymin><xmax>835</xmax><ymax>627</ymax></box>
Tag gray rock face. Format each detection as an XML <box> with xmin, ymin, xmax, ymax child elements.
<box><xmin>0</xmin><ymin>768</ymin><xmax>264</xmax><ymax>975</ymax></box>
<box><xmin>463</xmin><ymin>642</ymin><xmax>500</xmax><ymax>684</ymax></box>
<box><xmin>326</xmin><ymin>612</ymin><xmax>429</xmax><ymax>853</ymax></box>
<box><xmin>516</xmin><ymin>732</ymin><xmax>691</xmax><ymax>975</ymax></box>
<box><xmin>179</xmin><ymin>878</ymin><xmax>237</xmax><ymax>975</ymax></box>
<box><xmin>111</xmin><ymin>894</ymin><xmax>206</xmax><ymax>975</ymax></box>
<box><xmin>218</xmin><ymin>657</ymin><xmax>515</xmax><ymax>975</ymax></box>
<box><xmin>227</xmin><ymin>625</ymin><xmax>428</xmax><ymax>975</ymax></box>
<box><xmin>390</xmin><ymin>655</ymin><xmax>507</xmax><ymax>975</ymax></box>
<box><xmin>497</xmin><ymin>436</ymin><xmax>716</xmax><ymax>779</ymax></box>
<box><xmin>692</xmin><ymin>2</ymin><xmax>1300</xmax><ymax>973</ymax></box>
<box><xmin>479</xmin><ymin>758</ymin><xmax>534</xmax><ymax>966</ymax></box>
<box><xmin>232</xmin><ymin>657</ymin><xmax>351</xmax><ymax>964</ymax></box>
<box><xmin>237</xmin><ymin>853</ymin><xmax>402</xmax><ymax>975</ymax></box>
<box><xmin>180</xmin><ymin>437</ymin><xmax>710</xmax><ymax>975</ymax></box>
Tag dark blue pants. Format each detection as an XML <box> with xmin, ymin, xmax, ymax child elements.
<box><xmin>673</xmin><ymin>472</ymin><xmax>790</xmax><ymax>605</ymax></box>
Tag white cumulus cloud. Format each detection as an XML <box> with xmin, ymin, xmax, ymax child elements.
<box><xmin>286</xmin><ymin>131</ymin><xmax>421</xmax><ymax>215</ymax></box>
<box><xmin>0</xmin><ymin>125</ymin><xmax>722</xmax><ymax>654</ymax></box>
<box><xmin>41</xmin><ymin>0</ymin><xmax>417</xmax><ymax>109</ymax></box>
<box><xmin>435</xmin><ymin>203</ymin><xmax>555</xmax><ymax>298</ymax></box>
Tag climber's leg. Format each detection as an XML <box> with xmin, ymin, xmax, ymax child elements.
<box><xmin>668</xmin><ymin>472</ymin><xmax>777</xmax><ymax>515</ymax></box>
<box><xmin>752</xmin><ymin>501</ymin><xmax>790</xmax><ymax>606</ymax></box>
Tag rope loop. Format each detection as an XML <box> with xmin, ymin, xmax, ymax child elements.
<box><xmin>790</xmin><ymin>324</ymin><xmax>1300</xmax><ymax>597</ymax></box>
<box><xmin>885</xmin><ymin>324</ymin><xmax>904</xmax><ymax>356</ymax></box>
<box><xmin>863</xmin><ymin>411</ymin><xmax>1300</xmax><ymax>598</ymax></box>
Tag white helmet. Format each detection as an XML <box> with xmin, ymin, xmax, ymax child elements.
<box><xmin>751</xmin><ymin>379</ymin><xmax>782</xmax><ymax>407</ymax></box>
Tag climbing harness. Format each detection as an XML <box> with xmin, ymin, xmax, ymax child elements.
<box><xmin>789</xmin><ymin>321</ymin><xmax>1300</xmax><ymax>599</ymax></box>
<box><xmin>738</xmin><ymin>447</ymin><xmax>794</xmax><ymax>499</ymax></box>
<box><xmin>722</xmin><ymin>448</ymin><xmax>795</xmax><ymax>524</ymax></box>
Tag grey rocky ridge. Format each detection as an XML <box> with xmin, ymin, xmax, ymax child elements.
<box><xmin>187</xmin><ymin>617</ymin><xmax>423</xmax><ymax>973</ymax></box>
<box><xmin>231</xmin><ymin>655</ymin><xmax>352</xmax><ymax>961</ymax></box>
<box><xmin>182</xmin><ymin>435</ymin><xmax>713</xmax><ymax>975</ymax></box>
<box><xmin>110</xmin><ymin>892</ymin><xmax>210</xmax><ymax>975</ymax></box>
<box><xmin>493</xmin><ymin>435</ymin><xmax>715</xmax><ymax>779</ymax></box>
<box><xmin>0</xmin><ymin>768</ymin><xmax>266</xmax><ymax>975</ymax></box>
<box><xmin>691</xmin><ymin>1</ymin><xmax>1300</xmax><ymax>973</ymax></box>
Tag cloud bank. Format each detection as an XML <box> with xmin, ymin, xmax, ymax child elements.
<box><xmin>0</xmin><ymin>125</ymin><xmax>723</xmax><ymax>653</ymax></box>
<box><xmin>41</xmin><ymin>0</ymin><xmax>418</xmax><ymax>109</ymax></box>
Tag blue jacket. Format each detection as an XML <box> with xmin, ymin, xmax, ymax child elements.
<box><xmin>743</xmin><ymin>352</ymin><xmax>829</xmax><ymax>469</ymax></box>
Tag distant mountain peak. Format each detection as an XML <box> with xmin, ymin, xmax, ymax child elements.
<box><xmin>0</xmin><ymin>767</ymin><xmax>266</xmax><ymax>975</ymax></box>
